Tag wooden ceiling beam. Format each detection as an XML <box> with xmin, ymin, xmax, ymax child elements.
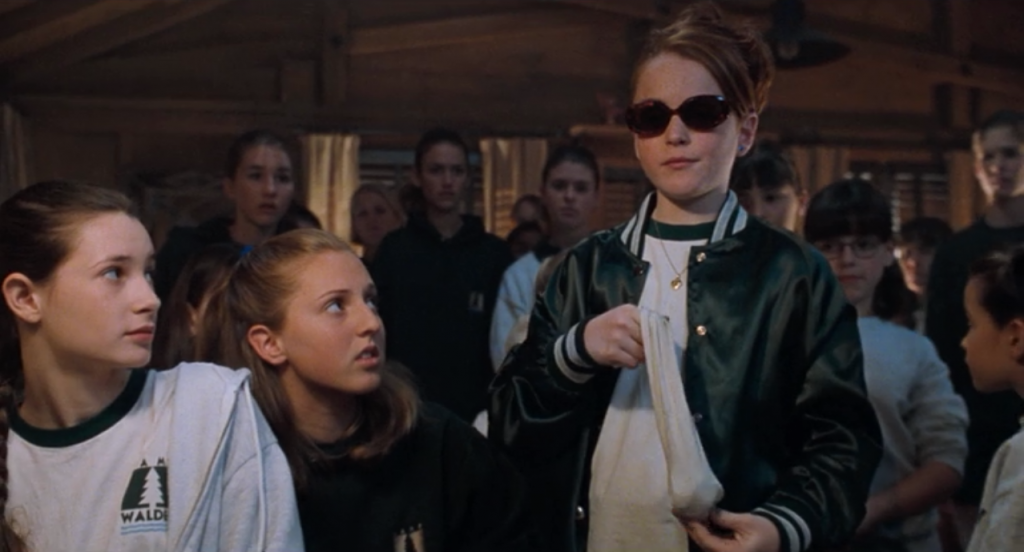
<box><xmin>0</xmin><ymin>0</ymin><xmax>35</xmax><ymax>19</ymax></box>
<box><xmin>347</xmin><ymin>7</ymin><xmax>601</xmax><ymax>56</ymax></box>
<box><xmin>717</xmin><ymin>3</ymin><xmax>1024</xmax><ymax>99</ymax></box>
<box><xmin>320</xmin><ymin>0</ymin><xmax>349</xmax><ymax>105</ymax></box>
<box><xmin>542</xmin><ymin>0</ymin><xmax>665</xmax><ymax>20</ymax></box>
<box><xmin>0</xmin><ymin>0</ymin><xmax>161</xmax><ymax>65</ymax></box>
<box><xmin>1</xmin><ymin>0</ymin><xmax>234</xmax><ymax>86</ymax></box>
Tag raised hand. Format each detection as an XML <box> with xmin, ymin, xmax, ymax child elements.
<box><xmin>582</xmin><ymin>304</ymin><xmax>644</xmax><ymax>368</ymax></box>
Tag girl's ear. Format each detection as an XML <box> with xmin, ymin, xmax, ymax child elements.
<box><xmin>1007</xmin><ymin>318</ymin><xmax>1024</xmax><ymax>362</ymax></box>
<box><xmin>2</xmin><ymin>273</ymin><xmax>43</xmax><ymax>324</ymax></box>
<box><xmin>737</xmin><ymin>111</ymin><xmax>759</xmax><ymax>155</ymax></box>
<box><xmin>246</xmin><ymin>324</ymin><xmax>288</xmax><ymax>366</ymax></box>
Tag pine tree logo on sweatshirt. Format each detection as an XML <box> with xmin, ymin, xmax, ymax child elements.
<box><xmin>119</xmin><ymin>458</ymin><xmax>169</xmax><ymax>535</ymax></box>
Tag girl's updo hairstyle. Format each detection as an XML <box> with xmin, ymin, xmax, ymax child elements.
<box><xmin>804</xmin><ymin>179</ymin><xmax>913</xmax><ymax>323</ymax></box>
<box><xmin>631</xmin><ymin>2</ymin><xmax>775</xmax><ymax>117</ymax></box>
<box><xmin>969</xmin><ymin>246</ymin><xmax>1024</xmax><ymax>328</ymax></box>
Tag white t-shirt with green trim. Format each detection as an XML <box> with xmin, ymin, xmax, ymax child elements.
<box><xmin>6</xmin><ymin>363</ymin><xmax>303</xmax><ymax>552</ymax></box>
<box><xmin>588</xmin><ymin>221</ymin><xmax>712</xmax><ymax>551</ymax></box>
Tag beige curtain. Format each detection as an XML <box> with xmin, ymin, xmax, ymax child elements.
<box><xmin>787</xmin><ymin>145</ymin><xmax>850</xmax><ymax>196</ymax></box>
<box><xmin>479</xmin><ymin>137</ymin><xmax>548</xmax><ymax>237</ymax></box>
<box><xmin>0</xmin><ymin>103</ymin><xmax>32</xmax><ymax>203</ymax></box>
<box><xmin>302</xmin><ymin>133</ymin><xmax>360</xmax><ymax>241</ymax></box>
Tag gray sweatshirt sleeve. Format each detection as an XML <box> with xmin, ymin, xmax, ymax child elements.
<box><xmin>967</xmin><ymin>429</ymin><xmax>1024</xmax><ymax>552</ymax></box>
<box><xmin>908</xmin><ymin>341</ymin><xmax>969</xmax><ymax>471</ymax></box>
<box><xmin>218</xmin><ymin>394</ymin><xmax>305</xmax><ymax>552</ymax></box>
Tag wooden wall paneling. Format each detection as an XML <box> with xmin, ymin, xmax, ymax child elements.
<box><xmin>768</xmin><ymin>54</ymin><xmax>934</xmax><ymax>113</ymax></box>
<box><xmin>281</xmin><ymin>59</ymin><xmax>318</xmax><ymax>105</ymax></box>
<box><xmin>117</xmin><ymin>133</ymin><xmax>233</xmax><ymax>177</ymax></box>
<box><xmin>31</xmin><ymin>124</ymin><xmax>117</xmax><ymax>186</ymax></box>
<box><xmin>809</xmin><ymin>0</ymin><xmax>935</xmax><ymax>36</ymax></box>
<box><xmin>931</xmin><ymin>0</ymin><xmax>971</xmax><ymax>57</ymax></box>
<box><xmin>20</xmin><ymin>40</ymin><xmax>302</xmax><ymax>100</ymax></box>
<box><xmin>969</xmin><ymin>0</ymin><xmax>1024</xmax><ymax>56</ymax></box>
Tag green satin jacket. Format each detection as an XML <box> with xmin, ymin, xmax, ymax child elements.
<box><xmin>489</xmin><ymin>192</ymin><xmax>882</xmax><ymax>552</ymax></box>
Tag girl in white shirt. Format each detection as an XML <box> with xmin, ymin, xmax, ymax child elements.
<box><xmin>0</xmin><ymin>180</ymin><xmax>302</xmax><ymax>552</ymax></box>
<box><xmin>804</xmin><ymin>179</ymin><xmax>968</xmax><ymax>552</ymax></box>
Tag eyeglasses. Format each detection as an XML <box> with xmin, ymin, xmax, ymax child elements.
<box><xmin>625</xmin><ymin>95</ymin><xmax>731</xmax><ymax>137</ymax></box>
<box><xmin>814</xmin><ymin>237</ymin><xmax>884</xmax><ymax>260</ymax></box>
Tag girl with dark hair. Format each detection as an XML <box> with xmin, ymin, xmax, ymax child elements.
<box><xmin>961</xmin><ymin>246</ymin><xmax>1024</xmax><ymax>551</ymax></box>
<box><xmin>897</xmin><ymin>217</ymin><xmax>953</xmax><ymax>333</ymax></box>
<box><xmin>490</xmin><ymin>4</ymin><xmax>880</xmax><ymax>551</ymax></box>
<box><xmin>804</xmin><ymin>179</ymin><xmax>968</xmax><ymax>552</ymax></box>
<box><xmin>0</xmin><ymin>181</ymin><xmax>301</xmax><ymax>551</ymax></box>
<box><xmin>371</xmin><ymin>128</ymin><xmax>512</xmax><ymax>422</ymax></box>
<box><xmin>490</xmin><ymin>144</ymin><xmax>602</xmax><ymax>371</ymax></box>
<box><xmin>151</xmin><ymin>243</ymin><xmax>243</xmax><ymax>369</ymax></box>
<box><xmin>199</xmin><ymin>229</ymin><xmax>531</xmax><ymax>552</ymax></box>
<box><xmin>925</xmin><ymin>110</ymin><xmax>1024</xmax><ymax>544</ymax></box>
<box><xmin>729</xmin><ymin>141</ymin><xmax>805</xmax><ymax>232</ymax></box>
<box><xmin>154</xmin><ymin>128</ymin><xmax>296</xmax><ymax>300</ymax></box>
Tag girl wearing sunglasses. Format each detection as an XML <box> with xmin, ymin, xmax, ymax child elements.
<box><xmin>490</xmin><ymin>4</ymin><xmax>881</xmax><ymax>552</ymax></box>
<box><xmin>805</xmin><ymin>180</ymin><xmax>968</xmax><ymax>552</ymax></box>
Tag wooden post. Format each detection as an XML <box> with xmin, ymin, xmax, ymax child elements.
<box><xmin>320</xmin><ymin>0</ymin><xmax>348</xmax><ymax>106</ymax></box>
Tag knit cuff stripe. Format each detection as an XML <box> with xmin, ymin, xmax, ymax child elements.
<box><xmin>554</xmin><ymin>328</ymin><xmax>594</xmax><ymax>384</ymax></box>
<box><xmin>754</xmin><ymin>505</ymin><xmax>810</xmax><ymax>552</ymax></box>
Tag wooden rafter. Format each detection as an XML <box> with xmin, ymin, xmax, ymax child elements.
<box><xmin>0</xmin><ymin>0</ymin><xmax>235</xmax><ymax>86</ymax></box>
<box><xmin>544</xmin><ymin>0</ymin><xmax>665</xmax><ymax>20</ymax></box>
<box><xmin>0</xmin><ymin>0</ymin><xmax>34</xmax><ymax>19</ymax></box>
<box><xmin>0</xmin><ymin>0</ymin><xmax>160</xmax><ymax>65</ymax></box>
<box><xmin>348</xmin><ymin>6</ymin><xmax>603</xmax><ymax>56</ymax></box>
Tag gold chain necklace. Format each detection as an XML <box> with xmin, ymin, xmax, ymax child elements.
<box><xmin>651</xmin><ymin>221</ymin><xmax>686</xmax><ymax>290</ymax></box>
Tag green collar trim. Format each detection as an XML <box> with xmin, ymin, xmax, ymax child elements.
<box><xmin>645</xmin><ymin>220</ymin><xmax>715</xmax><ymax>241</ymax></box>
<box><xmin>10</xmin><ymin>369</ymin><xmax>149</xmax><ymax>448</ymax></box>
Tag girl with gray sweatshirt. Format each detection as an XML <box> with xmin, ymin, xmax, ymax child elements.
<box><xmin>805</xmin><ymin>180</ymin><xmax>969</xmax><ymax>552</ymax></box>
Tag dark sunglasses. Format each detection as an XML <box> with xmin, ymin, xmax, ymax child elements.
<box><xmin>625</xmin><ymin>95</ymin><xmax>731</xmax><ymax>137</ymax></box>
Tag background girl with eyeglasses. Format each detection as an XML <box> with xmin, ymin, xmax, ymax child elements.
<box><xmin>805</xmin><ymin>179</ymin><xmax>969</xmax><ymax>552</ymax></box>
<box><xmin>489</xmin><ymin>4</ymin><xmax>881</xmax><ymax>552</ymax></box>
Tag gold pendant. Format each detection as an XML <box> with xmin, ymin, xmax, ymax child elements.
<box><xmin>670</xmin><ymin>276</ymin><xmax>682</xmax><ymax>290</ymax></box>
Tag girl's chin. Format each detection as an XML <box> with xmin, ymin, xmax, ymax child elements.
<box><xmin>344</xmin><ymin>373</ymin><xmax>383</xmax><ymax>395</ymax></box>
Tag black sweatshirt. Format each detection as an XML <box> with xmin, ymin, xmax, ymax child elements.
<box><xmin>370</xmin><ymin>214</ymin><xmax>513</xmax><ymax>421</ymax></box>
<box><xmin>298</xmin><ymin>404</ymin><xmax>533</xmax><ymax>552</ymax></box>
<box><xmin>925</xmin><ymin>218</ymin><xmax>1024</xmax><ymax>503</ymax></box>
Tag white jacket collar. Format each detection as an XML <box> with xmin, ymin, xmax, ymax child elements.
<box><xmin>620</xmin><ymin>190</ymin><xmax>748</xmax><ymax>257</ymax></box>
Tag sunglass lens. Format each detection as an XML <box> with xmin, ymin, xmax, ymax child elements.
<box><xmin>680</xmin><ymin>96</ymin><xmax>729</xmax><ymax>131</ymax></box>
<box><xmin>626</xmin><ymin>101</ymin><xmax>672</xmax><ymax>136</ymax></box>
